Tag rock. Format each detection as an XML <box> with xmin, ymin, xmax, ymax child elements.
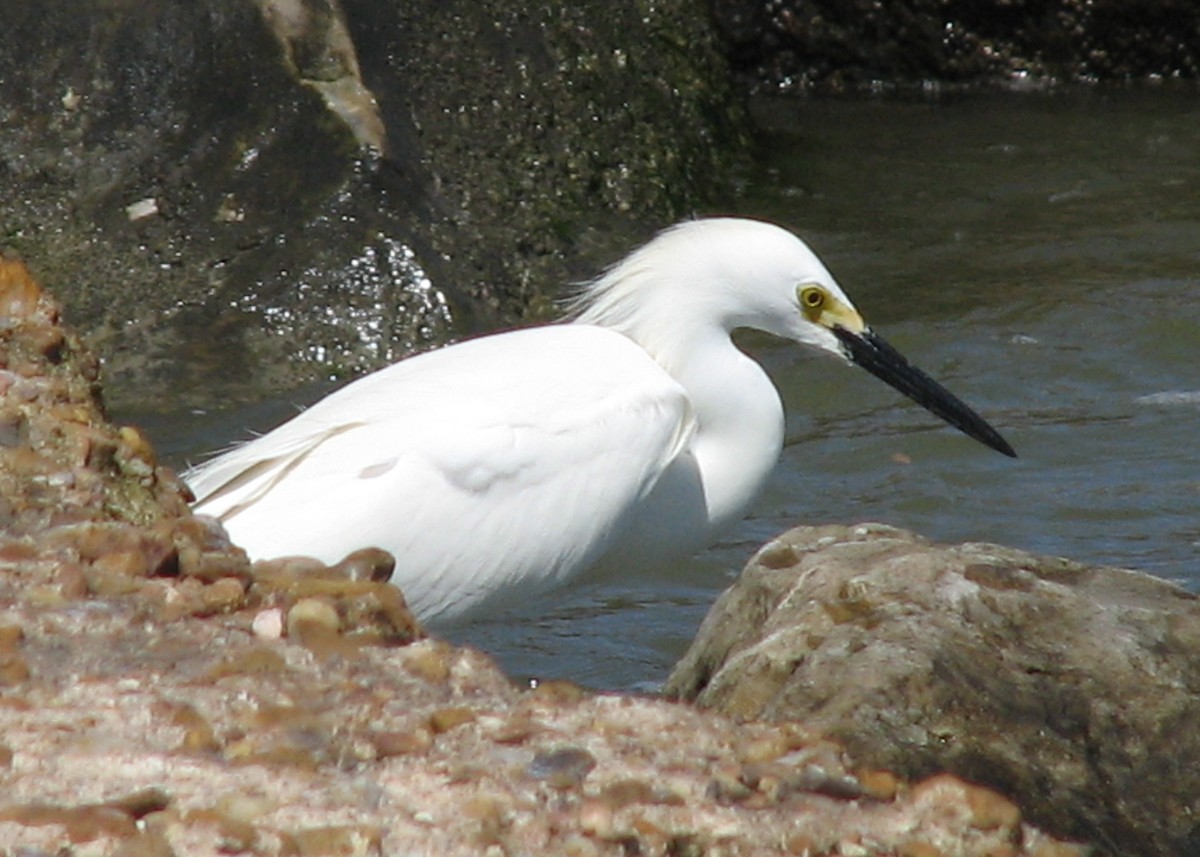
<box><xmin>0</xmin><ymin>0</ymin><xmax>744</xmax><ymax>413</ymax></box>
<box><xmin>712</xmin><ymin>0</ymin><xmax>1200</xmax><ymax>91</ymax></box>
<box><xmin>0</xmin><ymin>257</ymin><xmax>252</xmax><ymax>594</ymax></box>
<box><xmin>664</xmin><ymin>522</ymin><xmax>1200</xmax><ymax>857</ymax></box>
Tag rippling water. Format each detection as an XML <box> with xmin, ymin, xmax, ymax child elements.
<box><xmin>131</xmin><ymin>87</ymin><xmax>1200</xmax><ymax>691</ymax></box>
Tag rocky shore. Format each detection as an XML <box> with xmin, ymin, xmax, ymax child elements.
<box><xmin>0</xmin><ymin>258</ymin><xmax>1092</xmax><ymax>857</ymax></box>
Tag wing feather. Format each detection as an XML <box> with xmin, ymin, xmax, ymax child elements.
<box><xmin>185</xmin><ymin>325</ymin><xmax>694</xmax><ymax>622</ymax></box>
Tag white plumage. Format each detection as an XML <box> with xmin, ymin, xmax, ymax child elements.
<box><xmin>187</xmin><ymin>218</ymin><xmax>1013</xmax><ymax>624</ymax></box>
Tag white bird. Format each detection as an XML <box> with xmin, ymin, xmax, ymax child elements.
<box><xmin>186</xmin><ymin>218</ymin><xmax>1015</xmax><ymax>624</ymax></box>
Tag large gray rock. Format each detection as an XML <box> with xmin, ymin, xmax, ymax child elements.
<box><xmin>0</xmin><ymin>0</ymin><xmax>743</xmax><ymax>412</ymax></box>
<box><xmin>665</xmin><ymin>523</ymin><xmax>1200</xmax><ymax>857</ymax></box>
<box><xmin>712</xmin><ymin>0</ymin><xmax>1200</xmax><ymax>90</ymax></box>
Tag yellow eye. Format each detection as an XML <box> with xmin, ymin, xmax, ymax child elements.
<box><xmin>800</xmin><ymin>287</ymin><xmax>825</xmax><ymax>308</ymax></box>
<box><xmin>799</xmin><ymin>285</ymin><xmax>826</xmax><ymax>321</ymax></box>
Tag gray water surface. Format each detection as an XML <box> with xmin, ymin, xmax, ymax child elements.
<box><xmin>131</xmin><ymin>88</ymin><xmax>1200</xmax><ymax>691</ymax></box>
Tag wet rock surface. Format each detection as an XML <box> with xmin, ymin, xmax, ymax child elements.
<box><xmin>711</xmin><ymin>0</ymin><xmax>1200</xmax><ymax>90</ymax></box>
<box><xmin>665</xmin><ymin>523</ymin><xmax>1200</xmax><ymax>857</ymax></box>
<box><xmin>0</xmin><ymin>0</ymin><xmax>744</xmax><ymax>412</ymax></box>
<box><xmin>0</xmin><ymin>262</ymin><xmax>1089</xmax><ymax>856</ymax></box>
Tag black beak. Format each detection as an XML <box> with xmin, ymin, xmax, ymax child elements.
<box><xmin>832</xmin><ymin>326</ymin><xmax>1016</xmax><ymax>458</ymax></box>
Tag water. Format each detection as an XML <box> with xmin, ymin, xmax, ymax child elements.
<box><xmin>128</xmin><ymin>87</ymin><xmax>1200</xmax><ymax>691</ymax></box>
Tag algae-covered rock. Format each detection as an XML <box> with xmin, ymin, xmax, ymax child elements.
<box><xmin>713</xmin><ymin>0</ymin><xmax>1200</xmax><ymax>90</ymax></box>
<box><xmin>0</xmin><ymin>0</ymin><xmax>745</xmax><ymax>412</ymax></box>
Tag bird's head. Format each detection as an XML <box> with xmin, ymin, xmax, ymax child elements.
<box><xmin>577</xmin><ymin>217</ymin><xmax>1015</xmax><ymax>457</ymax></box>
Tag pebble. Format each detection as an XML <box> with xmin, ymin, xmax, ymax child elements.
<box><xmin>125</xmin><ymin>197</ymin><xmax>160</xmax><ymax>221</ymax></box>
<box><xmin>401</xmin><ymin>641</ymin><xmax>453</xmax><ymax>683</ymax></box>
<box><xmin>286</xmin><ymin>825</ymin><xmax>383</xmax><ymax>856</ymax></box>
<box><xmin>856</xmin><ymin>768</ymin><xmax>900</xmax><ymax>801</ymax></box>
<box><xmin>110</xmin><ymin>831</ymin><xmax>176</xmax><ymax>857</ymax></box>
<box><xmin>428</xmin><ymin>707</ymin><xmax>477</xmax><ymax>734</ymax></box>
<box><xmin>576</xmin><ymin>798</ymin><xmax>615</xmax><ymax>838</ymax></box>
<box><xmin>369</xmin><ymin>728</ymin><xmax>433</xmax><ymax>757</ymax></box>
<box><xmin>286</xmin><ymin>597</ymin><xmax>341</xmax><ymax>638</ymax></box>
<box><xmin>331</xmin><ymin>546</ymin><xmax>396</xmax><ymax>582</ymax></box>
<box><xmin>251</xmin><ymin>608</ymin><xmax>284</xmax><ymax>639</ymax></box>
<box><xmin>526</xmin><ymin>746</ymin><xmax>597</xmax><ymax>789</ymax></box>
<box><xmin>193</xmin><ymin>577</ymin><xmax>245</xmax><ymax>615</ymax></box>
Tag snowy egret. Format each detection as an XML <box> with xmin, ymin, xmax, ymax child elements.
<box><xmin>186</xmin><ymin>218</ymin><xmax>1015</xmax><ymax>623</ymax></box>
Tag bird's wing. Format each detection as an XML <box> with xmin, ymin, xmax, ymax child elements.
<box><xmin>185</xmin><ymin>326</ymin><xmax>695</xmax><ymax>622</ymax></box>
<box><xmin>187</xmin><ymin>421</ymin><xmax>365</xmax><ymax>520</ymax></box>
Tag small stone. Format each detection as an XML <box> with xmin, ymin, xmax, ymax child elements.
<box><xmin>105</xmin><ymin>787</ymin><xmax>171</xmax><ymax>819</ymax></box>
<box><xmin>370</xmin><ymin>728</ymin><xmax>433</xmax><ymax>757</ymax></box>
<box><xmin>561</xmin><ymin>834</ymin><xmax>602</xmax><ymax>857</ymax></box>
<box><xmin>964</xmin><ymin>781</ymin><xmax>1021</xmax><ymax>832</ymax></box>
<box><xmin>0</xmin><ymin>653</ymin><xmax>30</xmax><ymax>686</ymax></box>
<box><xmin>576</xmin><ymin>798</ymin><xmax>615</xmax><ymax>838</ymax></box>
<box><xmin>428</xmin><ymin>707</ymin><xmax>476</xmax><ymax>734</ymax></box>
<box><xmin>598</xmin><ymin>778</ymin><xmax>654</xmax><ymax>809</ymax></box>
<box><xmin>85</xmin><ymin>564</ymin><xmax>146</xmax><ymax>590</ymax></box>
<box><xmin>110</xmin><ymin>831</ymin><xmax>176</xmax><ymax>857</ymax></box>
<box><xmin>489</xmin><ymin>713</ymin><xmax>541</xmax><ymax>745</ymax></box>
<box><xmin>402</xmin><ymin>640</ymin><xmax>453</xmax><ymax>683</ymax></box>
<box><xmin>755</xmin><ymin>541</ymin><xmax>800</xmax><ymax>570</ymax></box>
<box><xmin>739</xmin><ymin>733</ymin><xmax>789</xmax><ymax>764</ymax></box>
<box><xmin>526</xmin><ymin>746</ymin><xmax>597</xmax><ymax>789</ymax></box>
<box><xmin>705</xmin><ymin>769</ymin><xmax>754</xmax><ymax>804</ymax></box>
<box><xmin>335</xmin><ymin>583</ymin><xmax>420</xmax><ymax>644</ymax></box>
<box><xmin>0</xmin><ymin>410</ymin><xmax>28</xmax><ymax>447</ymax></box>
<box><xmin>287</xmin><ymin>597</ymin><xmax>341</xmax><ymax>637</ymax></box>
<box><xmin>251</xmin><ymin>608</ymin><xmax>284</xmax><ymax>639</ymax></box>
<box><xmin>784</xmin><ymin>763</ymin><xmax>864</xmax><ymax>800</ymax></box>
<box><xmin>205</xmin><ymin>647</ymin><xmax>288</xmax><ymax>681</ymax></box>
<box><xmin>178</xmin><ymin>544</ymin><xmax>251</xmax><ymax>584</ymax></box>
<box><xmin>252</xmin><ymin>555</ymin><xmax>329</xmax><ymax>581</ymax></box>
<box><xmin>288</xmin><ymin>825</ymin><xmax>382</xmax><ymax>855</ymax></box>
<box><xmin>331</xmin><ymin>547</ymin><xmax>396</xmax><ymax>582</ymax></box>
<box><xmin>65</xmin><ymin>804</ymin><xmax>139</xmax><ymax>842</ymax></box>
<box><xmin>215</xmin><ymin>791</ymin><xmax>277</xmax><ymax>824</ymax></box>
<box><xmin>168</xmin><ymin>702</ymin><xmax>221</xmax><ymax>754</ymax></box>
<box><xmin>92</xmin><ymin>550</ymin><xmax>151</xmax><ymax>579</ymax></box>
<box><xmin>785</xmin><ymin>833</ymin><xmax>820</xmax><ymax>855</ymax></box>
<box><xmin>196</xmin><ymin>577</ymin><xmax>246</xmax><ymax>615</ymax></box>
<box><xmin>117</xmin><ymin>425</ymin><xmax>157</xmax><ymax>466</ymax></box>
<box><xmin>857</xmin><ymin>768</ymin><xmax>900</xmax><ymax>801</ymax></box>
<box><xmin>125</xmin><ymin>197</ymin><xmax>160</xmax><ymax>221</ymax></box>
<box><xmin>463</xmin><ymin>794</ymin><xmax>508</xmax><ymax>844</ymax></box>
<box><xmin>184</xmin><ymin>807</ymin><xmax>257</xmax><ymax>852</ymax></box>
<box><xmin>0</xmin><ymin>624</ymin><xmax>23</xmax><ymax>652</ymax></box>
<box><xmin>53</xmin><ymin>563</ymin><xmax>89</xmax><ymax>599</ymax></box>
<box><xmin>0</xmin><ymin>258</ymin><xmax>44</xmax><ymax>317</ymax></box>
<box><xmin>528</xmin><ymin>678</ymin><xmax>586</xmax><ymax>706</ymax></box>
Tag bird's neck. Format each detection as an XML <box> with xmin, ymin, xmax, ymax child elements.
<box><xmin>657</xmin><ymin>327</ymin><xmax>785</xmax><ymax>532</ymax></box>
